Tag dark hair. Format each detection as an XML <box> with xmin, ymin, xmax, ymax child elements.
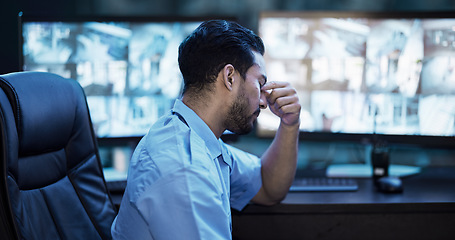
<box><xmin>178</xmin><ymin>20</ymin><xmax>265</xmax><ymax>94</ymax></box>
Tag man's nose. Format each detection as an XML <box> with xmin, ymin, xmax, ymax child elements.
<box><xmin>259</xmin><ymin>91</ymin><xmax>267</xmax><ymax>109</ymax></box>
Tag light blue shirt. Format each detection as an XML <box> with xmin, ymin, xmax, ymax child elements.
<box><xmin>111</xmin><ymin>99</ymin><xmax>262</xmax><ymax>239</ymax></box>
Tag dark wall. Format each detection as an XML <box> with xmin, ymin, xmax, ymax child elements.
<box><xmin>1</xmin><ymin>0</ymin><xmax>454</xmax><ymax>74</ymax></box>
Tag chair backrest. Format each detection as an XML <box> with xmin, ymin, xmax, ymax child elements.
<box><xmin>0</xmin><ymin>71</ymin><xmax>117</xmax><ymax>240</ymax></box>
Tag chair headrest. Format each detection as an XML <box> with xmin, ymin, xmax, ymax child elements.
<box><xmin>0</xmin><ymin>72</ymin><xmax>89</xmax><ymax>157</ymax></box>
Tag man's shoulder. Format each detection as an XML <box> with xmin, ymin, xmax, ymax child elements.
<box><xmin>140</xmin><ymin>115</ymin><xmax>191</xmax><ymax>154</ymax></box>
<box><xmin>144</xmin><ymin>113</ymin><xmax>187</xmax><ymax>138</ymax></box>
<box><xmin>127</xmin><ymin>116</ymin><xmax>192</xmax><ymax>191</ymax></box>
<box><xmin>134</xmin><ymin>114</ymin><xmax>212</xmax><ymax>164</ymax></box>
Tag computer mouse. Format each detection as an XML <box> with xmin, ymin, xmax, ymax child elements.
<box><xmin>376</xmin><ymin>176</ymin><xmax>403</xmax><ymax>193</ymax></box>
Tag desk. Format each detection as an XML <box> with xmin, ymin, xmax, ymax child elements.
<box><xmin>232</xmin><ymin>167</ymin><xmax>455</xmax><ymax>240</ymax></box>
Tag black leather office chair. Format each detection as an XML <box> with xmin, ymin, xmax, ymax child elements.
<box><xmin>0</xmin><ymin>71</ymin><xmax>117</xmax><ymax>239</ymax></box>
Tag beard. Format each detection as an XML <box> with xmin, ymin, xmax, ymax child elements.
<box><xmin>224</xmin><ymin>90</ymin><xmax>260</xmax><ymax>135</ymax></box>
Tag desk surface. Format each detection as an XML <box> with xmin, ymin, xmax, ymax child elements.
<box><xmin>239</xmin><ymin>167</ymin><xmax>455</xmax><ymax>214</ymax></box>
<box><xmin>233</xmin><ymin>167</ymin><xmax>455</xmax><ymax>240</ymax></box>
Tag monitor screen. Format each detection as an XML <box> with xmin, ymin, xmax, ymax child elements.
<box><xmin>257</xmin><ymin>11</ymin><xmax>455</xmax><ymax>148</ymax></box>
<box><xmin>20</xmin><ymin>15</ymin><xmax>205</xmax><ymax>139</ymax></box>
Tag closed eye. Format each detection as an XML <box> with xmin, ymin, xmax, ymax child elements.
<box><xmin>259</xmin><ymin>75</ymin><xmax>267</xmax><ymax>88</ymax></box>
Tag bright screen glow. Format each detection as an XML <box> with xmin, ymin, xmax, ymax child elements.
<box><xmin>22</xmin><ymin>19</ymin><xmax>202</xmax><ymax>138</ymax></box>
<box><xmin>257</xmin><ymin>12</ymin><xmax>455</xmax><ymax>140</ymax></box>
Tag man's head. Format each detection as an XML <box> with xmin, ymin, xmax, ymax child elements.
<box><xmin>178</xmin><ymin>20</ymin><xmax>265</xmax><ymax>95</ymax></box>
<box><xmin>178</xmin><ymin>20</ymin><xmax>268</xmax><ymax>136</ymax></box>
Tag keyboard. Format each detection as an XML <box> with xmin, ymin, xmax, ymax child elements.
<box><xmin>290</xmin><ymin>177</ymin><xmax>358</xmax><ymax>192</ymax></box>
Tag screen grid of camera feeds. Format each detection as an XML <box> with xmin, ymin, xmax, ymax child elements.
<box><xmin>257</xmin><ymin>13</ymin><xmax>455</xmax><ymax>138</ymax></box>
<box><xmin>22</xmin><ymin>20</ymin><xmax>201</xmax><ymax>138</ymax></box>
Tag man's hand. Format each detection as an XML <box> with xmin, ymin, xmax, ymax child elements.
<box><xmin>252</xmin><ymin>81</ymin><xmax>301</xmax><ymax>206</ymax></box>
<box><xmin>262</xmin><ymin>81</ymin><xmax>301</xmax><ymax>127</ymax></box>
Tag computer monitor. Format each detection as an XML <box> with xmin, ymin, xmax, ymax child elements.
<box><xmin>19</xmin><ymin>14</ymin><xmax>209</xmax><ymax>142</ymax></box>
<box><xmin>257</xmin><ymin>11</ymin><xmax>455</xmax><ymax>149</ymax></box>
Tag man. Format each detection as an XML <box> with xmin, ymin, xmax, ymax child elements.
<box><xmin>111</xmin><ymin>20</ymin><xmax>301</xmax><ymax>239</ymax></box>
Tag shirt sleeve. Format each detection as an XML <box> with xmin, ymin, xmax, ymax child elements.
<box><xmin>223</xmin><ymin>143</ymin><xmax>262</xmax><ymax>211</ymax></box>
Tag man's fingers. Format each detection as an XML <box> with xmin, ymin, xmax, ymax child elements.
<box><xmin>261</xmin><ymin>81</ymin><xmax>288</xmax><ymax>91</ymax></box>
<box><xmin>263</xmin><ymin>83</ymin><xmax>297</xmax><ymax>105</ymax></box>
<box><xmin>270</xmin><ymin>95</ymin><xmax>298</xmax><ymax>111</ymax></box>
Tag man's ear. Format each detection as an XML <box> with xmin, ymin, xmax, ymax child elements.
<box><xmin>222</xmin><ymin>64</ymin><xmax>236</xmax><ymax>91</ymax></box>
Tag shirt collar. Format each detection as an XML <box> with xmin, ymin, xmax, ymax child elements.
<box><xmin>172</xmin><ymin>99</ymin><xmax>222</xmax><ymax>160</ymax></box>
